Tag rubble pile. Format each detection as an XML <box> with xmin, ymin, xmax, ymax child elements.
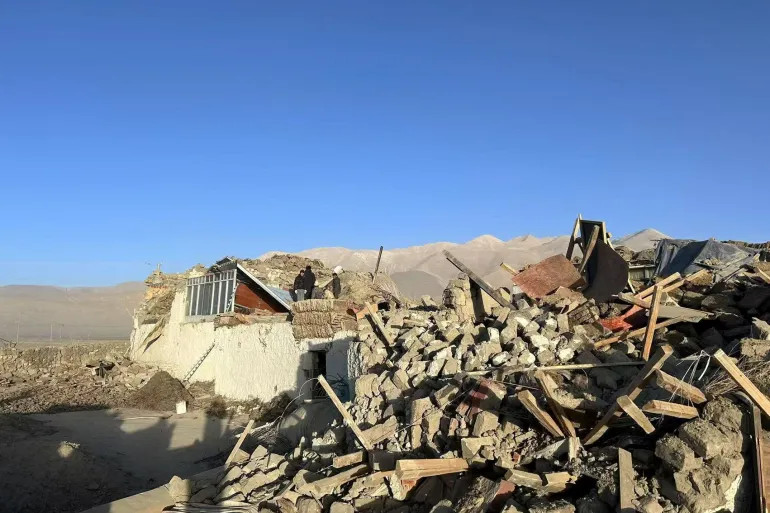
<box><xmin>0</xmin><ymin>342</ymin><xmax>157</xmax><ymax>414</ymax></box>
<box><xmin>164</xmin><ymin>257</ymin><xmax>770</xmax><ymax>513</ymax></box>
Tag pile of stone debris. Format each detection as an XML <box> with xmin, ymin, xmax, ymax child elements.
<box><xmin>167</xmin><ymin>255</ymin><xmax>770</xmax><ymax>513</ymax></box>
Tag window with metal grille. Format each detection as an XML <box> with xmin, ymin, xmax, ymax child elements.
<box><xmin>186</xmin><ymin>270</ymin><xmax>236</xmax><ymax>317</ymax></box>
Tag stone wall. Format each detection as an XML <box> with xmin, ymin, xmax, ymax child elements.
<box><xmin>0</xmin><ymin>342</ymin><xmax>128</xmax><ymax>378</ymax></box>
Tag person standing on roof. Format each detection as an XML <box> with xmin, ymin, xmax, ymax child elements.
<box><xmin>293</xmin><ymin>269</ymin><xmax>305</xmax><ymax>301</ymax></box>
<box><xmin>303</xmin><ymin>265</ymin><xmax>316</xmax><ymax>299</ymax></box>
<box><xmin>331</xmin><ymin>271</ymin><xmax>341</xmax><ymax>299</ymax></box>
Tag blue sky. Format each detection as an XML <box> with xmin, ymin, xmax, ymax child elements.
<box><xmin>1</xmin><ymin>2</ymin><xmax>768</xmax><ymax>286</ymax></box>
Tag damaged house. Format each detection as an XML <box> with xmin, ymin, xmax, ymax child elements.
<box><xmin>129</xmin><ymin>258</ymin><xmax>361</xmax><ymax>401</ymax></box>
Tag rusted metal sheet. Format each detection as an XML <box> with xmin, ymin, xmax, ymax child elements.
<box><xmin>512</xmin><ymin>255</ymin><xmax>584</xmax><ymax>298</ymax></box>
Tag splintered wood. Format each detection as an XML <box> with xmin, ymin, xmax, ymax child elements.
<box><xmin>394</xmin><ymin>458</ymin><xmax>469</xmax><ymax>480</ymax></box>
<box><xmin>713</xmin><ymin>349</ymin><xmax>770</xmax><ymax>418</ymax></box>
<box><xmin>444</xmin><ymin>250</ymin><xmax>510</xmax><ymax>307</ymax></box>
<box><xmin>534</xmin><ymin>371</ymin><xmax>576</xmax><ymax>437</ymax></box>
<box><xmin>654</xmin><ymin>370</ymin><xmax>707</xmax><ymax>404</ymax></box>
<box><xmin>617</xmin><ymin>395</ymin><xmax>655</xmax><ymax>434</ymax></box>
<box><xmin>641</xmin><ymin>284</ymin><xmax>663</xmax><ymax>360</ymax></box>
<box><xmin>618</xmin><ymin>448</ymin><xmax>634</xmax><ymax>513</ymax></box>
<box><xmin>517</xmin><ymin>389</ymin><xmax>564</xmax><ymax>438</ymax></box>
<box><xmin>317</xmin><ymin>375</ymin><xmax>374</xmax><ymax>450</ymax></box>
<box><xmin>642</xmin><ymin>400</ymin><xmax>698</xmax><ymax>419</ymax></box>
<box><xmin>583</xmin><ymin>345</ymin><xmax>673</xmax><ymax>445</ymax></box>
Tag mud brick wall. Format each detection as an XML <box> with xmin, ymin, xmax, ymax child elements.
<box><xmin>0</xmin><ymin>342</ymin><xmax>128</xmax><ymax>377</ymax></box>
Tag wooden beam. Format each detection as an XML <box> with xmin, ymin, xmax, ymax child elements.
<box><xmin>372</xmin><ymin>245</ymin><xmax>384</xmax><ymax>281</ymax></box>
<box><xmin>298</xmin><ymin>464</ymin><xmax>369</xmax><ymax>498</ymax></box>
<box><xmin>750</xmin><ymin>402</ymin><xmax>768</xmax><ymax>513</ymax></box>
<box><xmin>317</xmin><ymin>375</ymin><xmax>373</xmax><ymax>450</ymax></box>
<box><xmin>333</xmin><ymin>450</ymin><xmax>367</xmax><ymax>468</ymax></box>
<box><xmin>641</xmin><ymin>400</ymin><xmax>699</xmax><ymax>419</ymax></box>
<box><xmin>225</xmin><ymin>419</ymin><xmax>254</xmax><ymax>466</ymax></box>
<box><xmin>500</xmin><ymin>262</ymin><xmax>518</xmax><ymax>276</ymax></box>
<box><xmin>654</xmin><ymin>370</ymin><xmax>707</xmax><ymax>404</ymax></box>
<box><xmin>364</xmin><ymin>302</ymin><xmax>395</xmax><ymax>347</ymax></box>
<box><xmin>517</xmin><ymin>389</ymin><xmax>564</xmax><ymax>438</ymax></box>
<box><xmin>394</xmin><ymin>458</ymin><xmax>469</xmax><ymax>481</ymax></box>
<box><xmin>594</xmin><ymin>317</ymin><xmax>685</xmax><ymax>349</ymax></box>
<box><xmin>755</xmin><ymin>267</ymin><xmax>770</xmax><ymax>285</ymax></box>
<box><xmin>583</xmin><ymin>345</ymin><xmax>673</xmax><ymax>445</ymax></box>
<box><xmin>634</xmin><ymin>272</ymin><xmax>682</xmax><ymax>300</ymax></box>
<box><xmin>642</xmin><ymin>285</ymin><xmax>663</xmax><ymax>360</ymax></box>
<box><xmin>565</xmin><ymin>214</ymin><xmax>582</xmax><ymax>261</ymax></box>
<box><xmin>444</xmin><ymin>250</ymin><xmax>510</xmax><ymax>307</ymax></box>
<box><xmin>567</xmin><ymin>437</ymin><xmax>580</xmax><ymax>462</ymax></box>
<box><xmin>618</xmin><ymin>448</ymin><xmax>634</xmax><ymax>513</ymax></box>
<box><xmin>534</xmin><ymin>371</ymin><xmax>576</xmax><ymax>437</ymax></box>
<box><xmin>617</xmin><ymin>395</ymin><xmax>655</xmax><ymax>434</ymax></box>
<box><xmin>713</xmin><ymin>349</ymin><xmax>770</xmax><ymax>419</ymax></box>
<box><xmin>578</xmin><ymin>226</ymin><xmax>599</xmax><ymax>275</ymax></box>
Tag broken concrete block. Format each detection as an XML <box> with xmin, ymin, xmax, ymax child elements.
<box><xmin>189</xmin><ymin>485</ymin><xmax>216</xmax><ymax>502</ymax></box>
<box><xmin>702</xmin><ymin>398</ymin><xmax>745</xmax><ymax>433</ymax></box>
<box><xmin>491</xmin><ymin>352</ymin><xmax>512</xmax><ymax>366</ymax></box>
<box><xmin>460</xmin><ymin>437</ymin><xmax>492</xmax><ymax>459</ymax></box>
<box><xmin>655</xmin><ymin>434</ymin><xmax>700</xmax><ymax>471</ymax></box>
<box><xmin>528</xmin><ymin>333</ymin><xmax>551</xmax><ymax>350</ymax></box>
<box><xmin>678</xmin><ymin>418</ymin><xmax>741</xmax><ymax>459</ymax></box>
<box><xmin>518</xmin><ymin>350</ymin><xmax>536</xmax><ymax>366</ymax></box>
<box><xmin>536</xmin><ymin>349</ymin><xmax>555</xmax><ymax>365</ymax></box>
<box><xmin>472</xmin><ymin>411</ymin><xmax>500</xmax><ymax>436</ymax></box>
<box><xmin>167</xmin><ymin>475</ymin><xmax>192</xmax><ymax>502</ymax></box>
<box><xmin>433</xmin><ymin>382</ymin><xmax>460</xmax><ymax>407</ymax></box>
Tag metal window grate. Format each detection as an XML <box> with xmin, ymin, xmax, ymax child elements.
<box><xmin>186</xmin><ymin>270</ymin><xmax>236</xmax><ymax>317</ymax></box>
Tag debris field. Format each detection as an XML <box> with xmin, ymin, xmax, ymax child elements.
<box><xmin>160</xmin><ymin>230</ymin><xmax>770</xmax><ymax>513</ymax></box>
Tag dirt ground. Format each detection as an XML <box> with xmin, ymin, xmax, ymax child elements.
<box><xmin>0</xmin><ymin>409</ymin><xmax>247</xmax><ymax>513</ymax></box>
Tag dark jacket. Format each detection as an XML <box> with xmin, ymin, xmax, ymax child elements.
<box><xmin>332</xmin><ymin>275</ymin><xmax>341</xmax><ymax>298</ymax></box>
<box><xmin>303</xmin><ymin>270</ymin><xmax>316</xmax><ymax>292</ymax></box>
<box><xmin>293</xmin><ymin>273</ymin><xmax>304</xmax><ymax>291</ymax></box>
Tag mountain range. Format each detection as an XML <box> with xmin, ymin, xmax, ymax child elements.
<box><xmin>1</xmin><ymin>228</ymin><xmax>668</xmax><ymax>341</ymax></box>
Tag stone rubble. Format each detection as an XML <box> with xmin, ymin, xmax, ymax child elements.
<box><xmin>169</xmin><ymin>256</ymin><xmax>770</xmax><ymax>513</ymax></box>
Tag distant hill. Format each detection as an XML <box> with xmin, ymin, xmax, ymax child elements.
<box><xmin>614</xmin><ymin>228</ymin><xmax>671</xmax><ymax>252</ymax></box>
<box><xmin>0</xmin><ymin>282</ymin><xmax>145</xmax><ymax>342</ymax></box>
<box><xmin>264</xmin><ymin>228</ymin><xmax>670</xmax><ymax>299</ymax></box>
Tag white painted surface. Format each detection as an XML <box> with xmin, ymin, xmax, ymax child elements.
<box><xmin>130</xmin><ymin>292</ymin><xmax>357</xmax><ymax>401</ymax></box>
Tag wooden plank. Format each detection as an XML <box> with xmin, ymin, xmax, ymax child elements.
<box><xmin>617</xmin><ymin>395</ymin><xmax>655</xmax><ymax>434</ymax></box>
<box><xmin>534</xmin><ymin>371</ymin><xmax>576</xmax><ymax>437</ymax></box>
<box><xmin>618</xmin><ymin>448</ymin><xmax>634</xmax><ymax>513</ymax></box>
<box><xmin>317</xmin><ymin>375</ymin><xmax>374</xmax><ymax>450</ymax></box>
<box><xmin>364</xmin><ymin>302</ymin><xmax>395</xmax><ymax>347</ymax></box>
<box><xmin>394</xmin><ymin>458</ymin><xmax>469</xmax><ymax>481</ymax></box>
<box><xmin>444</xmin><ymin>250</ymin><xmax>510</xmax><ymax>307</ymax></box>
<box><xmin>583</xmin><ymin>345</ymin><xmax>673</xmax><ymax>445</ymax></box>
<box><xmin>654</xmin><ymin>370</ymin><xmax>707</xmax><ymax>404</ymax></box>
<box><xmin>634</xmin><ymin>273</ymin><xmax>682</xmax><ymax>300</ymax></box>
<box><xmin>642</xmin><ymin>400</ymin><xmax>699</xmax><ymax>419</ymax></box>
<box><xmin>713</xmin><ymin>349</ymin><xmax>770</xmax><ymax>419</ymax></box>
<box><xmin>333</xmin><ymin>450</ymin><xmax>367</xmax><ymax>468</ymax></box>
<box><xmin>565</xmin><ymin>214</ymin><xmax>582</xmax><ymax>261</ymax></box>
<box><xmin>578</xmin><ymin>226</ymin><xmax>600</xmax><ymax>275</ymax></box>
<box><xmin>751</xmin><ymin>403</ymin><xmax>768</xmax><ymax>513</ymax></box>
<box><xmin>642</xmin><ymin>285</ymin><xmax>663</xmax><ymax>360</ymax></box>
<box><xmin>755</xmin><ymin>267</ymin><xmax>770</xmax><ymax>285</ymax></box>
<box><xmin>372</xmin><ymin>245</ymin><xmax>384</xmax><ymax>281</ymax></box>
<box><xmin>298</xmin><ymin>464</ymin><xmax>369</xmax><ymax>498</ymax></box>
<box><xmin>567</xmin><ymin>437</ymin><xmax>580</xmax><ymax>462</ymax></box>
<box><xmin>594</xmin><ymin>317</ymin><xmax>685</xmax><ymax>349</ymax></box>
<box><xmin>500</xmin><ymin>262</ymin><xmax>518</xmax><ymax>276</ymax></box>
<box><xmin>517</xmin><ymin>389</ymin><xmax>564</xmax><ymax>438</ymax></box>
<box><xmin>225</xmin><ymin>419</ymin><xmax>254</xmax><ymax>466</ymax></box>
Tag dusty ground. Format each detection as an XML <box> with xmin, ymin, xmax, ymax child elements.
<box><xmin>0</xmin><ymin>408</ymin><xmax>247</xmax><ymax>513</ymax></box>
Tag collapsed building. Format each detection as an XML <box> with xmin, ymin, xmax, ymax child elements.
<box><xmin>129</xmin><ymin>255</ymin><xmax>398</xmax><ymax>401</ymax></box>
<box><xmin>107</xmin><ymin>224</ymin><xmax>770</xmax><ymax>513</ymax></box>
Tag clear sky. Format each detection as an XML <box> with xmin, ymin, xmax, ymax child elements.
<box><xmin>1</xmin><ymin>1</ymin><xmax>768</xmax><ymax>287</ymax></box>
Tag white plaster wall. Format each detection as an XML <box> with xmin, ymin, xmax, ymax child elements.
<box><xmin>129</xmin><ymin>293</ymin><xmax>359</xmax><ymax>401</ymax></box>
